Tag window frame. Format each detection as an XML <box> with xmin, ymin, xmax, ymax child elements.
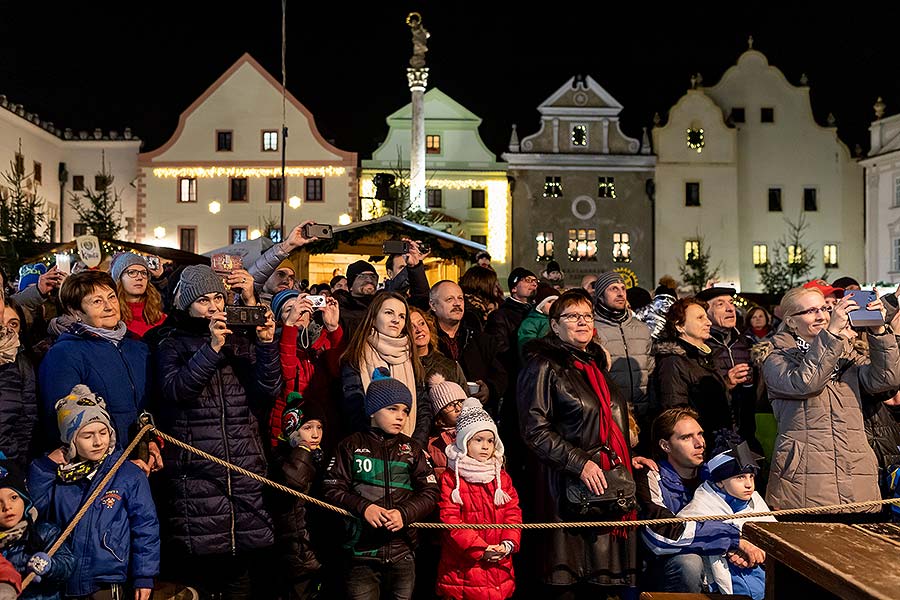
<box><xmin>894</xmin><ymin>176</ymin><xmax>900</xmax><ymax>208</ymax></box>
<box><xmin>612</xmin><ymin>232</ymin><xmax>631</xmax><ymax>263</ymax></box>
<box><xmin>684</xmin><ymin>239</ymin><xmax>700</xmax><ymax>261</ymax></box>
<box><xmin>768</xmin><ymin>187</ymin><xmax>783</xmax><ymax>212</ymax></box>
<box><xmin>470</xmin><ymin>189</ymin><xmax>486</xmax><ymax>209</ymax></box>
<box><xmin>471</xmin><ymin>234</ymin><xmax>487</xmax><ymax>246</ymax></box>
<box><xmin>731</xmin><ymin>107</ymin><xmax>746</xmax><ymax>123</ymax></box>
<box><xmin>685</xmin><ymin>182</ymin><xmax>701</xmax><ymax>207</ymax></box>
<box><xmin>426</xmin><ymin>188</ymin><xmax>443</xmax><ymax>209</ymax></box>
<box><xmin>425</xmin><ymin>134</ymin><xmax>441</xmax><ymax>155</ymax></box>
<box><xmin>33</xmin><ymin>161</ymin><xmax>41</xmax><ymax>184</ymax></box>
<box><xmin>305</xmin><ymin>177</ymin><xmax>324</xmax><ymax>203</ymax></box>
<box><xmin>229</xmin><ymin>177</ymin><xmax>249</xmax><ymax>203</ymax></box>
<box><xmin>536</xmin><ymin>231</ymin><xmax>554</xmax><ymax>261</ymax></box>
<box><xmin>571</xmin><ymin>124</ymin><xmax>588</xmax><ymax>148</ymax></box>
<box><xmin>803</xmin><ymin>187</ymin><xmax>818</xmax><ymax>212</ymax></box>
<box><xmin>567</xmin><ymin>228</ymin><xmax>598</xmax><ymax>262</ymax></box>
<box><xmin>753</xmin><ymin>244</ymin><xmax>768</xmax><ymax>268</ymax></box>
<box><xmin>598</xmin><ymin>176</ymin><xmax>617</xmax><ymax>199</ymax></box>
<box><xmin>761</xmin><ymin>107</ymin><xmax>775</xmax><ymax>123</ymax></box>
<box><xmin>543</xmin><ymin>176</ymin><xmax>563</xmax><ymax>198</ymax></box>
<box><xmin>229</xmin><ymin>226</ymin><xmax>249</xmax><ymax>245</ymax></box>
<box><xmin>823</xmin><ymin>243</ymin><xmax>839</xmax><ymax>269</ymax></box>
<box><xmin>216</xmin><ymin>129</ymin><xmax>233</xmax><ymax>152</ymax></box>
<box><xmin>72</xmin><ymin>175</ymin><xmax>84</xmax><ymax>191</ymax></box>
<box><xmin>178</xmin><ymin>177</ymin><xmax>197</xmax><ymax>203</ymax></box>
<box><xmin>893</xmin><ymin>238</ymin><xmax>900</xmax><ymax>272</ymax></box>
<box><xmin>267</xmin><ymin>177</ymin><xmax>284</xmax><ymax>203</ymax></box>
<box><xmin>178</xmin><ymin>226</ymin><xmax>197</xmax><ymax>253</ymax></box>
<box><xmin>261</xmin><ymin>129</ymin><xmax>279</xmax><ymax>152</ymax></box>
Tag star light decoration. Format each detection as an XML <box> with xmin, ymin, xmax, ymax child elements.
<box><xmin>686</xmin><ymin>128</ymin><xmax>705</xmax><ymax>153</ymax></box>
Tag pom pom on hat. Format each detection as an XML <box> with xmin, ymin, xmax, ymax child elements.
<box><xmin>365</xmin><ymin>367</ymin><xmax>412</xmax><ymax>416</ymax></box>
<box><xmin>428</xmin><ymin>373</ymin><xmax>467</xmax><ymax>414</ymax></box>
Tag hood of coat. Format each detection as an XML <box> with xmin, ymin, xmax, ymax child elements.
<box><xmin>523</xmin><ymin>335</ymin><xmax>608</xmax><ymax>370</ymax></box>
<box><xmin>654</xmin><ymin>337</ymin><xmax>708</xmax><ymax>359</ymax></box>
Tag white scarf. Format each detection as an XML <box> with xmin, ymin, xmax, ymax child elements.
<box><xmin>445</xmin><ymin>443</ymin><xmax>512</xmax><ymax>507</ymax></box>
<box><xmin>360</xmin><ymin>332</ymin><xmax>418</xmax><ymax>437</ymax></box>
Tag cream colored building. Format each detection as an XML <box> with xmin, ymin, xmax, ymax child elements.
<box><xmin>0</xmin><ymin>96</ymin><xmax>140</xmax><ymax>243</ymax></box>
<box><xmin>654</xmin><ymin>44</ymin><xmax>864</xmax><ymax>292</ymax></box>
<box><xmin>138</xmin><ymin>54</ymin><xmax>357</xmax><ymax>254</ymax></box>
<box><xmin>360</xmin><ymin>88</ymin><xmax>509</xmax><ymax>280</ymax></box>
<box><xmin>861</xmin><ymin>101</ymin><xmax>900</xmax><ymax>283</ymax></box>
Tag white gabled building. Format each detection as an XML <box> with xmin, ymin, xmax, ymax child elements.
<box><xmin>861</xmin><ymin>100</ymin><xmax>900</xmax><ymax>284</ymax></box>
<box><xmin>653</xmin><ymin>43</ymin><xmax>864</xmax><ymax>292</ymax></box>
<box><xmin>0</xmin><ymin>95</ymin><xmax>141</xmax><ymax>243</ymax></box>
<box><xmin>138</xmin><ymin>53</ymin><xmax>357</xmax><ymax>254</ymax></box>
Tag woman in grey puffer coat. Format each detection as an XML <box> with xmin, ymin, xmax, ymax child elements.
<box><xmin>762</xmin><ymin>286</ymin><xmax>900</xmax><ymax>516</ymax></box>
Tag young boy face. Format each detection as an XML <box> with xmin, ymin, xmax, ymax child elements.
<box><xmin>719</xmin><ymin>472</ymin><xmax>755</xmax><ymax>501</ymax></box>
<box><xmin>74</xmin><ymin>422</ymin><xmax>112</xmax><ymax>462</ymax></box>
<box><xmin>436</xmin><ymin>400</ymin><xmax>463</xmax><ymax>428</ymax></box>
<box><xmin>371</xmin><ymin>403</ymin><xmax>410</xmax><ymax>435</ymax></box>
<box><xmin>295</xmin><ymin>420</ymin><xmax>323</xmax><ymax>449</ymax></box>
<box><xmin>466</xmin><ymin>430</ymin><xmax>496</xmax><ymax>463</ymax></box>
<box><xmin>0</xmin><ymin>488</ymin><xmax>25</xmax><ymax>529</ymax></box>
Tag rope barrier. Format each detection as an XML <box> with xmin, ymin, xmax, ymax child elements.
<box><xmin>19</xmin><ymin>424</ymin><xmax>154</xmax><ymax>594</ymax></box>
<box><xmin>152</xmin><ymin>428</ymin><xmax>900</xmax><ymax>529</ymax></box>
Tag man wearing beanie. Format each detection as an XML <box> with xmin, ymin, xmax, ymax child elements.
<box><xmin>324</xmin><ymin>369</ymin><xmax>439</xmax><ymax>599</ymax></box>
<box><xmin>334</xmin><ymin>259</ymin><xmax>379</xmax><ymax>340</ymax></box>
<box><xmin>593</xmin><ymin>270</ymin><xmax>654</xmax><ymax>439</ymax></box>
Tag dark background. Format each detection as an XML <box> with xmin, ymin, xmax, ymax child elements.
<box><xmin>2</xmin><ymin>1</ymin><xmax>897</xmax><ymax>157</ymax></box>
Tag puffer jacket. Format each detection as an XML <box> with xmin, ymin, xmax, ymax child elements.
<box><xmin>272</xmin><ymin>445</ymin><xmax>324</xmax><ymax>579</ymax></box>
<box><xmin>762</xmin><ymin>329</ymin><xmax>900</xmax><ymax>511</ymax></box>
<box><xmin>516</xmin><ymin>307</ymin><xmax>550</xmax><ymax>360</ymax></box>
<box><xmin>28</xmin><ymin>452</ymin><xmax>159</xmax><ymax>597</ymax></box>
<box><xmin>593</xmin><ymin>314</ymin><xmax>654</xmax><ymax>423</ymax></box>
<box><xmin>517</xmin><ymin>336</ymin><xmax>636</xmax><ymax>586</ymax></box>
<box><xmin>436</xmin><ymin>469</ymin><xmax>522</xmax><ymax>600</ymax></box>
<box><xmin>323</xmin><ymin>428</ymin><xmax>439</xmax><ymax>563</ymax></box>
<box><xmin>152</xmin><ymin>311</ymin><xmax>282</xmax><ymax>555</ymax></box>
<box><xmin>247</xmin><ymin>240</ymin><xmax>288</xmax><ymax>303</ymax></box>
<box><xmin>0</xmin><ymin>350</ymin><xmax>37</xmax><ymax>467</ymax></box>
<box><xmin>633</xmin><ymin>293</ymin><xmax>675</xmax><ymax>340</ymax></box>
<box><xmin>2</xmin><ymin>520</ymin><xmax>76</xmax><ymax>600</ymax></box>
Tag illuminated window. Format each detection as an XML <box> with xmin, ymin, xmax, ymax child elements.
<box><xmin>568</xmin><ymin>229</ymin><xmax>597</xmax><ymax>261</ymax></box>
<box><xmin>613</xmin><ymin>232</ymin><xmax>631</xmax><ymax>263</ymax></box>
<box><xmin>178</xmin><ymin>178</ymin><xmax>197</xmax><ymax>202</ymax></box>
<box><xmin>230</xmin><ymin>227</ymin><xmax>248</xmax><ymax>244</ymax></box>
<box><xmin>685</xmin><ymin>182</ymin><xmax>700</xmax><ymax>206</ymax></box>
<box><xmin>427</xmin><ymin>189</ymin><xmax>442</xmax><ymax>208</ymax></box>
<box><xmin>684</xmin><ymin>240</ymin><xmax>700</xmax><ymax>261</ymax></box>
<box><xmin>268</xmin><ymin>228</ymin><xmax>282</xmax><ymax>243</ymax></box>
<box><xmin>823</xmin><ymin>244</ymin><xmax>838</xmax><ymax>268</ymax></box>
<box><xmin>536</xmin><ymin>231</ymin><xmax>554</xmax><ymax>260</ymax></box>
<box><xmin>768</xmin><ymin>188</ymin><xmax>783</xmax><ymax>212</ymax></box>
<box><xmin>572</xmin><ymin>125</ymin><xmax>587</xmax><ymax>147</ymax></box>
<box><xmin>426</xmin><ymin>135</ymin><xmax>441</xmax><ymax>154</ymax></box>
<box><xmin>753</xmin><ymin>244</ymin><xmax>768</xmax><ymax>267</ymax></box>
<box><xmin>262</xmin><ymin>130</ymin><xmax>278</xmax><ymax>151</ymax></box>
<box><xmin>598</xmin><ymin>177</ymin><xmax>616</xmax><ymax>199</ymax></box>
<box><xmin>543</xmin><ymin>176</ymin><xmax>563</xmax><ymax>198</ymax></box>
<box><xmin>788</xmin><ymin>245</ymin><xmax>803</xmax><ymax>264</ymax></box>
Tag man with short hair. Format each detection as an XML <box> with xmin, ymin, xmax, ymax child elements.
<box><xmin>383</xmin><ymin>240</ymin><xmax>430</xmax><ymax>309</ymax></box>
<box><xmin>336</xmin><ymin>260</ymin><xmax>380</xmax><ymax>339</ymax></box>
<box><xmin>636</xmin><ymin>408</ymin><xmax>764</xmax><ymax>593</ymax></box>
<box><xmin>247</xmin><ymin>220</ymin><xmax>318</xmax><ymax>303</ymax></box>
<box><xmin>592</xmin><ymin>271</ymin><xmax>654</xmax><ymax>435</ymax></box>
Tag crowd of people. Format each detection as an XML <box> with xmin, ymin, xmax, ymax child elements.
<box><xmin>1</xmin><ymin>222</ymin><xmax>900</xmax><ymax>600</ymax></box>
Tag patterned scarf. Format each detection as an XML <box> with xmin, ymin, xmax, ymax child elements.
<box><xmin>794</xmin><ymin>335</ymin><xmax>843</xmax><ymax>380</ymax></box>
<box><xmin>360</xmin><ymin>332</ymin><xmax>418</xmax><ymax>437</ymax></box>
<box><xmin>57</xmin><ymin>448</ymin><xmax>113</xmax><ymax>483</ymax></box>
<box><xmin>0</xmin><ymin>508</ymin><xmax>36</xmax><ymax>551</ymax></box>
<box><xmin>0</xmin><ymin>325</ymin><xmax>19</xmax><ymax>365</ymax></box>
<box><xmin>594</xmin><ymin>301</ymin><xmax>629</xmax><ymax>324</ymax></box>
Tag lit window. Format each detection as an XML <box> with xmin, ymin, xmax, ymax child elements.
<box><xmin>613</xmin><ymin>232</ymin><xmax>631</xmax><ymax>263</ymax></box>
<box><xmin>568</xmin><ymin>229</ymin><xmax>597</xmax><ymax>261</ymax></box>
<box><xmin>426</xmin><ymin>135</ymin><xmax>441</xmax><ymax>154</ymax></box>
<box><xmin>598</xmin><ymin>177</ymin><xmax>616</xmax><ymax>199</ymax></box>
<box><xmin>536</xmin><ymin>231</ymin><xmax>554</xmax><ymax>260</ymax></box>
<box><xmin>804</xmin><ymin>188</ymin><xmax>817</xmax><ymax>212</ymax></box>
<box><xmin>684</xmin><ymin>240</ymin><xmax>700</xmax><ymax>261</ymax></box>
<box><xmin>768</xmin><ymin>188</ymin><xmax>783</xmax><ymax>212</ymax></box>
<box><xmin>178</xmin><ymin>178</ymin><xmax>197</xmax><ymax>202</ymax></box>
<box><xmin>268</xmin><ymin>228</ymin><xmax>282</xmax><ymax>243</ymax></box>
<box><xmin>788</xmin><ymin>245</ymin><xmax>802</xmax><ymax>264</ymax></box>
<box><xmin>543</xmin><ymin>176</ymin><xmax>563</xmax><ymax>198</ymax></box>
<box><xmin>572</xmin><ymin>125</ymin><xmax>587</xmax><ymax>147</ymax></box>
<box><xmin>427</xmin><ymin>189</ymin><xmax>442</xmax><ymax>208</ymax></box>
<box><xmin>823</xmin><ymin>244</ymin><xmax>838</xmax><ymax>268</ymax></box>
<box><xmin>753</xmin><ymin>244</ymin><xmax>768</xmax><ymax>267</ymax></box>
<box><xmin>230</xmin><ymin>227</ymin><xmax>248</xmax><ymax>244</ymax></box>
<box><xmin>262</xmin><ymin>130</ymin><xmax>278</xmax><ymax>151</ymax></box>
<box><xmin>685</xmin><ymin>182</ymin><xmax>700</xmax><ymax>206</ymax></box>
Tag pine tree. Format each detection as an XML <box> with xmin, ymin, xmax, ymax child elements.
<box><xmin>758</xmin><ymin>215</ymin><xmax>818</xmax><ymax>296</ymax></box>
<box><xmin>0</xmin><ymin>141</ymin><xmax>47</xmax><ymax>245</ymax></box>
<box><xmin>370</xmin><ymin>149</ymin><xmax>444</xmax><ymax>228</ymax></box>
<box><xmin>679</xmin><ymin>236</ymin><xmax>720</xmax><ymax>294</ymax></box>
<box><xmin>69</xmin><ymin>152</ymin><xmax>123</xmax><ymax>240</ymax></box>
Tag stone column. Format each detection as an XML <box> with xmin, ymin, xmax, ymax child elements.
<box><xmin>407</xmin><ymin>67</ymin><xmax>429</xmax><ymax>211</ymax></box>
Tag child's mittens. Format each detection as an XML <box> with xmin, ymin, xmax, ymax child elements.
<box><xmin>26</xmin><ymin>552</ymin><xmax>52</xmax><ymax>583</ymax></box>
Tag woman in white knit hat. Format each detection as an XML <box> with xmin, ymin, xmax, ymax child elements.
<box><xmin>436</xmin><ymin>398</ymin><xmax>522</xmax><ymax>600</ymax></box>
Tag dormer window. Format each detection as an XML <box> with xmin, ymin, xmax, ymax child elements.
<box><xmin>571</xmin><ymin>125</ymin><xmax>587</xmax><ymax>147</ymax></box>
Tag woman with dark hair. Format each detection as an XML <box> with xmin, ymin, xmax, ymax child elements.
<box><xmin>458</xmin><ymin>265</ymin><xmax>503</xmax><ymax>329</ymax></box>
<box><xmin>109</xmin><ymin>253</ymin><xmax>166</xmax><ymax>339</ymax></box>
<box><xmin>518</xmin><ymin>289</ymin><xmax>642</xmax><ymax>598</ymax></box>
<box><xmin>653</xmin><ymin>297</ymin><xmax>744</xmax><ymax>450</ymax></box>
<box><xmin>410</xmin><ymin>306</ymin><xmax>467</xmax><ymax>390</ymax></box>
<box><xmin>0</xmin><ymin>293</ymin><xmax>37</xmax><ymax>468</ymax></box>
<box><xmin>743</xmin><ymin>306</ymin><xmax>774</xmax><ymax>344</ymax></box>
<box><xmin>340</xmin><ymin>292</ymin><xmax>431</xmax><ymax>445</ymax></box>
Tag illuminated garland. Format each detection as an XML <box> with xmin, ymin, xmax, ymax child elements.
<box><xmin>152</xmin><ymin>166</ymin><xmax>347</xmax><ymax>179</ymax></box>
<box><xmin>686</xmin><ymin>128</ymin><xmax>704</xmax><ymax>153</ymax></box>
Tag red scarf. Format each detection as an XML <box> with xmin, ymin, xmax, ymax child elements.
<box><xmin>573</xmin><ymin>359</ymin><xmax>636</xmax><ymax>533</ymax></box>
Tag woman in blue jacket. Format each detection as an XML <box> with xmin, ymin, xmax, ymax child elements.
<box><xmin>152</xmin><ymin>265</ymin><xmax>282</xmax><ymax>598</ymax></box>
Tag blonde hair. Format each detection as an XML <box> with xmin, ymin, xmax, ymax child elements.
<box><xmin>779</xmin><ymin>287</ymin><xmax>824</xmax><ymax>333</ymax></box>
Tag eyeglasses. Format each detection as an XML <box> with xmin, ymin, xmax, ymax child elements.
<box><xmin>356</xmin><ymin>273</ymin><xmax>378</xmax><ymax>283</ymax></box>
<box><xmin>790</xmin><ymin>305</ymin><xmax>831</xmax><ymax>317</ymax></box>
<box><xmin>515</xmin><ymin>276</ymin><xmax>538</xmax><ymax>285</ymax></box>
<box><xmin>123</xmin><ymin>269</ymin><xmax>149</xmax><ymax>280</ymax></box>
<box><xmin>558</xmin><ymin>312</ymin><xmax>594</xmax><ymax>324</ymax></box>
<box><xmin>444</xmin><ymin>400</ymin><xmax>464</xmax><ymax>412</ymax></box>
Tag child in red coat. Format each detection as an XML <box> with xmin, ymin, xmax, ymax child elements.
<box><xmin>426</xmin><ymin>375</ymin><xmax>467</xmax><ymax>479</ymax></box>
<box><xmin>436</xmin><ymin>399</ymin><xmax>522</xmax><ymax>600</ymax></box>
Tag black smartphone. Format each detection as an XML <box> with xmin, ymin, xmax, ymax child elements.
<box><xmin>482</xmin><ymin>550</ymin><xmax>504</xmax><ymax>561</ymax></box>
<box><xmin>224</xmin><ymin>305</ymin><xmax>268</xmax><ymax>327</ymax></box>
<box><xmin>383</xmin><ymin>240</ymin><xmax>409</xmax><ymax>254</ymax></box>
<box><xmin>844</xmin><ymin>290</ymin><xmax>883</xmax><ymax>328</ymax></box>
<box><xmin>303</xmin><ymin>223</ymin><xmax>333</xmax><ymax>239</ymax></box>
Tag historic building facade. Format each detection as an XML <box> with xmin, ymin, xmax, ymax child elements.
<box><xmin>503</xmin><ymin>75</ymin><xmax>655</xmax><ymax>289</ymax></box>
<box><xmin>861</xmin><ymin>100</ymin><xmax>900</xmax><ymax>284</ymax></box>
<box><xmin>138</xmin><ymin>53</ymin><xmax>357</xmax><ymax>254</ymax></box>
<box><xmin>654</xmin><ymin>44</ymin><xmax>864</xmax><ymax>292</ymax></box>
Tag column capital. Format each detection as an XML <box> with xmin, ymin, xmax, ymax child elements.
<box><xmin>407</xmin><ymin>68</ymin><xmax>429</xmax><ymax>92</ymax></box>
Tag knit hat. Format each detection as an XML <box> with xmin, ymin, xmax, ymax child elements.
<box><xmin>626</xmin><ymin>286</ymin><xmax>652</xmax><ymax>311</ymax></box>
<box><xmin>593</xmin><ymin>271</ymin><xmax>625</xmax><ymax>304</ymax></box>
<box><xmin>428</xmin><ymin>373</ymin><xmax>467</xmax><ymax>414</ymax></box>
<box><xmin>54</xmin><ymin>384</ymin><xmax>116</xmax><ymax>462</ymax></box>
<box><xmin>281</xmin><ymin>392</ymin><xmax>325</xmax><ymax>446</ymax></box>
<box><xmin>271</xmin><ymin>289</ymin><xmax>300</xmax><ymax>322</ymax></box>
<box><xmin>365</xmin><ymin>367</ymin><xmax>412</xmax><ymax>416</ymax></box>
<box><xmin>0</xmin><ymin>457</ymin><xmax>30</xmax><ymax>509</ymax></box>
<box><xmin>109</xmin><ymin>252</ymin><xmax>148</xmax><ymax>283</ymax></box>
<box><xmin>508</xmin><ymin>267</ymin><xmax>536</xmax><ymax>291</ymax></box>
<box><xmin>175</xmin><ymin>265</ymin><xmax>228</xmax><ymax>310</ymax></box>
<box><xmin>347</xmin><ymin>260</ymin><xmax>377</xmax><ymax>288</ymax></box>
<box><xmin>708</xmin><ymin>442</ymin><xmax>763</xmax><ymax>482</ymax></box>
<box><xmin>449</xmin><ymin>398</ymin><xmax>510</xmax><ymax>506</ymax></box>
<box><xmin>534</xmin><ymin>283</ymin><xmax>559</xmax><ymax>313</ymax></box>
<box><xmin>17</xmin><ymin>263</ymin><xmax>46</xmax><ymax>292</ymax></box>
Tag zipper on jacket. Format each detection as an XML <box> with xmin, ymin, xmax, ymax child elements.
<box><xmin>619</xmin><ymin>323</ymin><xmax>635</xmax><ymax>403</ymax></box>
<box><xmin>112</xmin><ymin>342</ymin><xmax>139</xmax><ymax>412</ymax></box>
<box><xmin>216</xmin><ymin>370</ymin><xmax>237</xmax><ymax>554</ymax></box>
<box><xmin>382</xmin><ymin>435</ymin><xmax>393</xmax><ymax>565</ymax></box>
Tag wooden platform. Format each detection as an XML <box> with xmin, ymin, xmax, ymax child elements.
<box><xmin>743</xmin><ymin>521</ymin><xmax>900</xmax><ymax>600</ymax></box>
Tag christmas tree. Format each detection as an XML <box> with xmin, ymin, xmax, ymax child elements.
<box><xmin>69</xmin><ymin>150</ymin><xmax>124</xmax><ymax>240</ymax></box>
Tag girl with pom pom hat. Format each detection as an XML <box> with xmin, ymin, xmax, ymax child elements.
<box><xmin>436</xmin><ymin>399</ymin><xmax>522</xmax><ymax>600</ymax></box>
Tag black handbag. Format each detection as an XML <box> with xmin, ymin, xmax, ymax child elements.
<box><xmin>564</xmin><ymin>444</ymin><xmax>636</xmax><ymax>517</ymax></box>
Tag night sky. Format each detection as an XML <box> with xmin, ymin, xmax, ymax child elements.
<box><xmin>2</xmin><ymin>2</ymin><xmax>899</xmax><ymax>158</ymax></box>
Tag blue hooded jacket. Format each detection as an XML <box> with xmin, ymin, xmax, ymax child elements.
<box><xmin>2</xmin><ymin>520</ymin><xmax>76</xmax><ymax>600</ymax></box>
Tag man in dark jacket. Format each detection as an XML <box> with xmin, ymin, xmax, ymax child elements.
<box><xmin>335</xmin><ymin>260</ymin><xmax>379</xmax><ymax>340</ymax></box>
<box><xmin>383</xmin><ymin>239</ymin><xmax>431</xmax><ymax>310</ymax></box>
<box><xmin>696</xmin><ymin>286</ymin><xmax>757</xmax><ymax>449</ymax></box>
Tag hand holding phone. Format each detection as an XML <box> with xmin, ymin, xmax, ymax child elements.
<box><xmin>844</xmin><ymin>290</ymin><xmax>884</xmax><ymax>328</ymax></box>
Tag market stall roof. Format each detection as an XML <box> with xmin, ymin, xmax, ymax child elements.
<box><xmin>19</xmin><ymin>239</ymin><xmax>210</xmax><ymax>266</ymax></box>
<box><xmin>303</xmin><ymin>215</ymin><xmax>485</xmax><ymax>261</ymax></box>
